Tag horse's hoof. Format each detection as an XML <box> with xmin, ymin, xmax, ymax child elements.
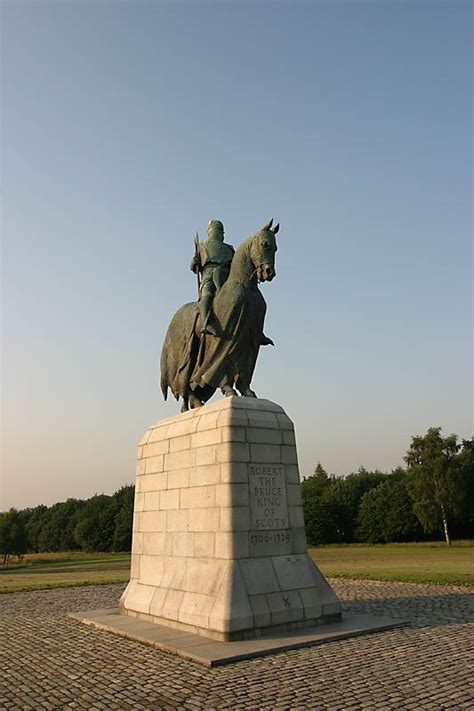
<box><xmin>244</xmin><ymin>390</ymin><xmax>257</xmax><ymax>398</ymax></box>
<box><xmin>224</xmin><ymin>389</ymin><xmax>236</xmax><ymax>398</ymax></box>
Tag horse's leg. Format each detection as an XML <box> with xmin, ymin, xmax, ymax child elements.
<box><xmin>181</xmin><ymin>397</ymin><xmax>189</xmax><ymax>413</ymax></box>
<box><xmin>220</xmin><ymin>376</ymin><xmax>237</xmax><ymax>398</ymax></box>
<box><xmin>188</xmin><ymin>392</ymin><xmax>204</xmax><ymax>409</ymax></box>
<box><xmin>236</xmin><ymin>376</ymin><xmax>257</xmax><ymax>398</ymax></box>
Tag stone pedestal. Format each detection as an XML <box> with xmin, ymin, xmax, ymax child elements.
<box><xmin>120</xmin><ymin>398</ymin><xmax>341</xmax><ymax>641</ymax></box>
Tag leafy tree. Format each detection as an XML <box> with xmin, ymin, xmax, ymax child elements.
<box><xmin>112</xmin><ymin>485</ymin><xmax>135</xmax><ymax>551</ymax></box>
<box><xmin>302</xmin><ymin>465</ymin><xmax>387</xmax><ymax>544</ymax></box>
<box><xmin>405</xmin><ymin>427</ymin><xmax>462</xmax><ymax>545</ymax></box>
<box><xmin>357</xmin><ymin>470</ymin><xmax>422</xmax><ymax>543</ymax></box>
<box><xmin>25</xmin><ymin>505</ymin><xmax>49</xmax><ymax>552</ymax></box>
<box><xmin>35</xmin><ymin>499</ymin><xmax>85</xmax><ymax>552</ymax></box>
<box><xmin>301</xmin><ymin>463</ymin><xmax>334</xmax><ymax>545</ymax></box>
<box><xmin>74</xmin><ymin>495</ymin><xmax>117</xmax><ymax>552</ymax></box>
<box><xmin>0</xmin><ymin>508</ymin><xmax>29</xmax><ymax>565</ymax></box>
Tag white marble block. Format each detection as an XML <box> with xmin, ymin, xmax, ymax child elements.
<box><xmin>120</xmin><ymin>398</ymin><xmax>341</xmax><ymax>641</ymax></box>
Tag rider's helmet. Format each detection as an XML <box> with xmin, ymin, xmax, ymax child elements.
<box><xmin>207</xmin><ymin>220</ymin><xmax>224</xmax><ymax>242</ymax></box>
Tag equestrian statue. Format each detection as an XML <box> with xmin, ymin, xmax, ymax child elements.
<box><xmin>160</xmin><ymin>218</ymin><xmax>280</xmax><ymax>411</ymax></box>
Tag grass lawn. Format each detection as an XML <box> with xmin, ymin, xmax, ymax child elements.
<box><xmin>1</xmin><ymin>542</ymin><xmax>472</xmax><ymax>593</ymax></box>
<box><xmin>0</xmin><ymin>552</ymin><xmax>131</xmax><ymax>593</ymax></box>
<box><xmin>310</xmin><ymin>540</ymin><xmax>474</xmax><ymax>587</ymax></box>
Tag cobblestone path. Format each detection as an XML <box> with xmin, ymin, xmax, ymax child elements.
<box><xmin>1</xmin><ymin>580</ymin><xmax>473</xmax><ymax>710</ymax></box>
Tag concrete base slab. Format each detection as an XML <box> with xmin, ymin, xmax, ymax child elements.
<box><xmin>68</xmin><ymin>608</ymin><xmax>408</xmax><ymax>667</ymax></box>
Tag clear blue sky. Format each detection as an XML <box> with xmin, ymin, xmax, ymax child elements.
<box><xmin>2</xmin><ymin>0</ymin><xmax>472</xmax><ymax>509</ymax></box>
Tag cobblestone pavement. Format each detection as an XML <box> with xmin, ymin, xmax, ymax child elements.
<box><xmin>1</xmin><ymin>579</ymin><xmax>473</xmax><ymax>710</ymax></box>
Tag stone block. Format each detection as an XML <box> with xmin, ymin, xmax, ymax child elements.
<box><xmin>247</xmin><ymin>411</ymin><xmax>279</xmax><ymax>429</ymax></box>
<box><xmin>120</xmin><ymin>581</ymin><xmax>154</xmax><ymax>615</ymax></box>
<box><xmin>195</xmin><ymin>445</ymin><xmax>217</xmax><ymax>466</ymax></box>
<box><xmin>216</xmin><ymin>442</ymin><xmax>250</xmax><ymax>463</ymax></box>
<box><xmin>162</xmin><ymin>588</ymin><xmax>185</xmax><ymax>620</ymax></box>
<box><xmin>134</xmin><ymin>492</ymin><xmax>145</xmax><ymax>512</ymax></box>
<box><xmin>169</xmin><ymin>434</ymin><xmax>191</xmax><ymax>452</ymax></box>
<box><xmin>289</xmin><ymin>506</ymin><xmax>305</xmax><ymax>528</ymax></box>
<box><xmin>217</xmin><ymin>409</ymin><xmax>249</xmax><ymax>428</ymax></box>
<box><xmin>219</xmin><ymin>506</ymin><xmax>250</xmax><ymax>532</ymax></box>
<box><xmin>221</xmin><ymin>426</ymin><xmax>246</xmax><ymax>442</ymax></box>
<box><xmin>291</xmin><ymin>527</ymin><xmax>308</xmax><ymax>554</ymax></box>
<box><xmin>139</xmin><ymin>555</ymin><xmax>164</xmax><ymax>587</ymax></box>
<box><xmin>164</xmin><ymin>449</ymin><xmax>195</xmax><ymax>471</ymax></box>
<box><xmin>208</xmin><ymin>563</ymin><xmax>253</xmax><ymax>633</ymax></box>
<box><xmin>189</xmin><ymin>507</ymin><xmax>219</xmax><ymax>532</ymax></box>
<box><xmin>172</xmin><ymin>532</ymin><xmax>195</xmax><ymax>557</ymax></box>
<box><xmin>179</xmin><ymin>591</ymin><xmax>214</xmax><ymax>629</ymax></box>
<box><xmin>287</xmin><ymin>483</ymin><xmax>303</xmax><ymax>506</ymax></box>
<box><xmin>144</xmin><ymin>492</ymin><xmax>161</xmax><ymax>511</ymax></box>
<box><xmin>142</xmin><ymin>532</ymin><xmax>165</xmax><ymax>556</ymax></box>
<box><xmin>194</xmin><ymin>531</ymin><xmax>215</xmax><ymax>558</ymax></box>
<box><xmin>191</xmin><ymin>429</ymin><xmax>221</xmax><ymax>448</ymax></box>
<box><xmin>272</xmin><ymin>554</ymin><xmax>316</xmax><ymax>590</ymax></box>
<box><xmin>276</xmin><ymin>413</ymin><xmax>294</xmax><ymax>430</ymax></box>
<box><xmin>248</xmin><ymin>593</ymin><xmax>272</xmax><ymax>628</ymax></box>
<box><xmin>250</xmin><ymin>442</ymin><xmax>281</xmax><ymax>463</ymax></box>
<box><xmin>180</xmin><ymin>485</ymin><xmax>215</xmax><ymax>509</ymax></box>
<box><xmin>189</xmin><ymin>463</ymin><xmax>221</xmax><ymax>487</ymax></box>
<box><xmin>285</xmin><ymin>464</ymin><xmax>300</xmax><ymax>484</ymax></box>
<box><xmin>138</xmin><ymin>511</ymin><xmax>166</xmax><ymax>532</ymax></box>
<box><xmin>215</xmin><ymin>483</ymin><xmax>249</xmax><ymax>508</ymax></box>
<box><xmin>283</xmin><ymin>430</ymin><xmax>296</xmax><ymax>446</ymax></box>
<box><xmin>220</xmin><ymin>461</ymin><xmax>249</xmax><ymax>483</ymax></box>
<box><xmin>145</xmin><ymin>455</ymin><xmax>164</xmax><ymax>474</ymax></box>
<box><xmin>247</xmin><ymin>428</ymin><xmax>282</xmax><ymax>444</ymax></box>
<box><xmin>149</xmin><ymin>586</ymin><xmax>168</xmax><ymax>618</ymax></box>
<box><xmin>281</xmin><ymin>445</ymin><xmax>298</xmax><ymax>464</ymax></box>
<box><xmin>138</xmin><ymin>473</ymin><xmax>167</xmax><ymax>492</ymax></box>
<box><xmin>167</xmin><ymin>467</ymin><xmax>190</xmax><ymax>489</ymax></box>
<box><xmin>266</xmin><ymin>590</ymin><xmax>304</xmax><ymax>625</ymax></box>
<box><xmin>147</xmin><ymin>425</ymin><xmax>170</xmax><ymax>443</ymax></box>
<box><xmin>136</xmin><ymin>459</ymin><xmax>146</xmax><ymax>476</ymax></box>
<box><xmin>186</xmin><ymin>559</ymin><xmax>225</xmax><ymax>596</ymax></box>
<box><xmin>239</xmin><ymin>558</ymin><xmax>280</xmax><ymax>595</ymax></box>
<box><xmin>160</xmin><ymin>557</ymin><xmax>187</xmax><ymax>590</ymax></box>
<box><xmin>159</xmin><ymin>489</ymin><xmax>180</xmax><ymax>510</ymax></box>
<box><xmin>130</xmin><ymin>554</ymin><xmax>140</xmax><ymax>579</ymax></box>
<box><xmin>166</xmin><ymin>509</ymin><xmax>189</xmax><ymax>532</ymax></box>
<box><xmin>215</xmin><ymin>531</ymin><xmax>250</xmax><ymax>559</ymax></box>
<box><xmin>167</xmin><ymin>418</ymin><xmax>198</xmax><ymax>439</ymax></box>
<box><xmin>142</xmin><ymin>440</ymin><xmax>169</xmax><ymax>458</ymax></box>
<box><xmin>299</xmin><ymin>587</ymin><xmax>323</xmax><ymax>619</ymax></box>
<box><xmin>196</xmin><ymin>411</ymin><xmax>221</xmax><ymax>432</ymax></box>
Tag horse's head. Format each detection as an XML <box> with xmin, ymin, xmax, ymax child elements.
<box><xmin>250</xmin><ymin>218</ymin><xmax>280</xmax><ymax>282</ymax></box>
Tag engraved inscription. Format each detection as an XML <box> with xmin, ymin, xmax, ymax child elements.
<box><xmin>249</xmin><ymin>464</ymin><xmax>289</xmax><ymax>530</ymax></box>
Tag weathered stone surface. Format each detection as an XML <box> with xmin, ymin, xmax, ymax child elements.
<box><xmin>120</xmin><ymin>397</ymin><xmax>342</xmax><ymax>640</ymax></box>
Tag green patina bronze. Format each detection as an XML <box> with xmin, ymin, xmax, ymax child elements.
<box><xmin>160</xmin><ymin>218</ymin><xmax>280</xmax><ymax>411</ymax></box>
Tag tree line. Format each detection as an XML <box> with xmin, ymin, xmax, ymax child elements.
<box><xmin>302</xmin><ymin>428</ymin><xmax>473</xmax><ymax>546</ymax></box>
<box><xmin>1</xmin><ymin>427</ymin><xmax>472</xmax><ymax>563</ymax></box>
<box><xmin>0</xmin><ymin>485</ymin><xmax>134</xmax><ymax>564</ymax></box>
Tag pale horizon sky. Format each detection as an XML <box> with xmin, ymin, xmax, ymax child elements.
<box><xmin>1</xmin><ymin>0</ymin><xmax>472</xmax><ymax>510</ymax></box>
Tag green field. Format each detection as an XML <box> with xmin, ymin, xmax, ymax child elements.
<box><xmin>309</xmin><ymin>541</ymin><xmax>474</xmax><ymax>587</ymax></box>
<box><xmin>1</xmin><ymin>542</ymin><xmax>472</xmax><ymax>593</ymax></box>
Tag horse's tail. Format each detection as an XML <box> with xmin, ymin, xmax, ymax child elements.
<box><xmin>160</xmin><ymin>333</ymin><xmax>170</xmax><ymax>401</ymax></box>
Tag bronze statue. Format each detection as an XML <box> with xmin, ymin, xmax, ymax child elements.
<box><xmin>161</xmin><ymin>218</ymin><xmax>279</xmax><ymax>411</ymax></box>
<box><xmin>191</xmin><ymin>220</ymin><xmax>235</xmax><ymax>336</ymax></box>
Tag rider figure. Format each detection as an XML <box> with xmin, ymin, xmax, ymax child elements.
<box><xmin>190</xmin><ymin>219</ymin><xmax>235</xmax><ymax>336</ymax></box>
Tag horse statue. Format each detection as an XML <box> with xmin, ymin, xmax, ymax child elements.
<box><xmin>160</xmin><ymin>219</ymin><xmax>280</xmax><ymax>411</ymax></box>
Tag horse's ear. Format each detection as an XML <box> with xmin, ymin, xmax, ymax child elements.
<box><xmin>272</xmin><ymin>223</ymin><xmax>280</xmax><ymax>235</ymax></box>
<box><xmin>263</xmin><ymin>218</ymin><xmax>273</xmax><ymax>231</ymax></box>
